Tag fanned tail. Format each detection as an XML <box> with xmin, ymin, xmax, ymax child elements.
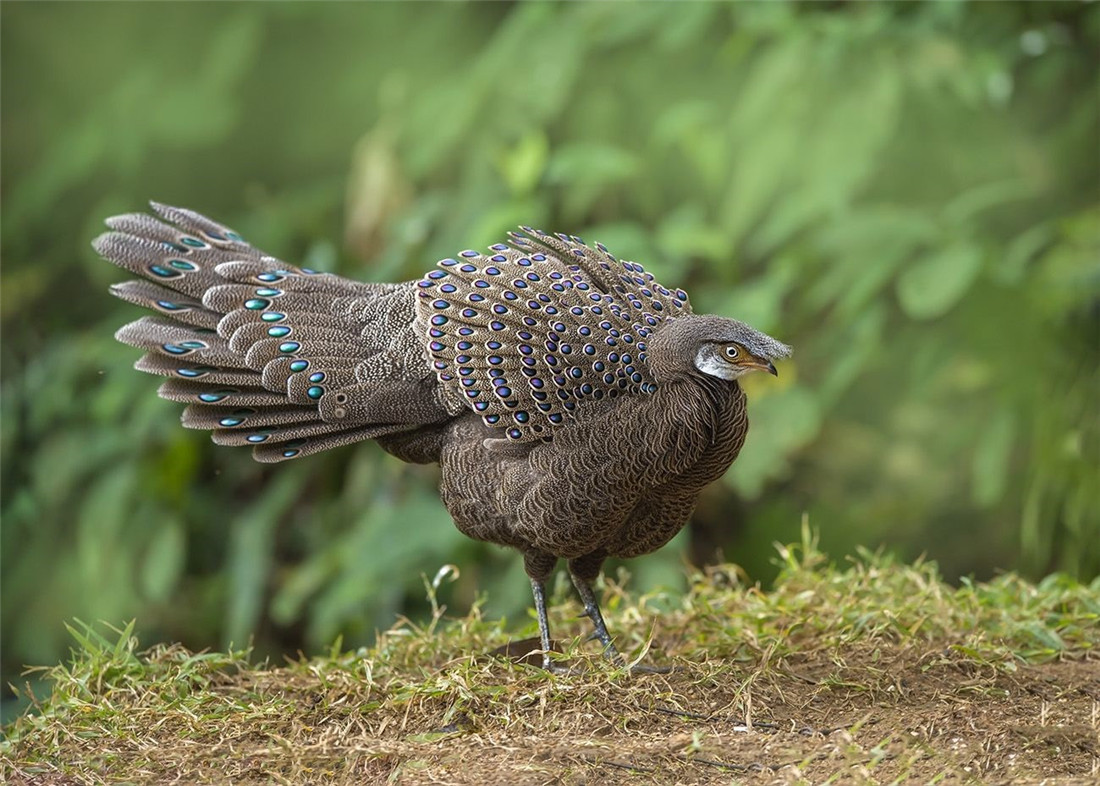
<box><xmin>95</xmin><ymin>202</ymin><xmax>447</xmax><ymax>462</ymax></box>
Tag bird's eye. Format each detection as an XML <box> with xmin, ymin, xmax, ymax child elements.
<box><xmin>724</xmin><ymin>345</ymin><xmax>740</xmax><ymax>360</ymax></box>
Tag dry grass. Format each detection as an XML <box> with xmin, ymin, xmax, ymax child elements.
<box><xmin>4</xmin><ymin>529</ymin><xmax>1099</xmax><ymax>785</ymax></box>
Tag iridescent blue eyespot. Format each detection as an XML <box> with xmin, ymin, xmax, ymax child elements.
<box><xmin>490</xmin><ymin>321</ymin><xmax>505</xmax><ymax>331</ymax></box>
<box><xmin>261</xmin><ymin>312</ymin><xmax>285</xmax><ymax>322</ymax></box>
<box><xmin>255</xmin><ymin>288</ymin><xmax>281</xmax><ymax>297</ymax></box>
<box><xmin>267</xmin><ymin>326</ymin><xmax>291</xmax><ymax>337</ymax></box>
<box><xmin>163</xmin><ymin>343</ymin><xmax>189</xmax><ymax>355</ymax></box>
<box><xmin>460</xmin><ymin>264</ymin><xmax>477</xmax><ymax>273</ymax></box>
<box><xmin>180</xmin><ymin>236</ymin><xmax>206</xmax><ymax>248</ymax></box>
<box><xmin>431</xmin><ymin>315</ymin><xmax>448</xmax><ymax>326</ymax></box>
<box><xmin>487</xmin><ymin>341</ymin><xmax>501</xmax><ymax>350</ymax></box>
<box><xmin>428</xmin><ymin>270</ymin><xmax>447</xmax><ymax>279</ymax></box>
<box><xmin>199</xmin><ymin>390</ymin><xmax>234</xmax><ymax>403</ymax></box>
<box><xmin>257</xmin><ymin>272</ymin><xmax>283</xmax><ymax>282</ymax></box>
<box><xmin>169</xmin><ymin>259</ymin><xmax>197</xmax><ymax>270</ymax></box>
<box><xmin>177</xmin><ymin>366</ymin><xmax>215</xmax><ymax>378</ymax></box>
<box><xmin>247</xmin><ymin>434</ymin><xmax>269</xmax><ymax>443</ymax></box>
<box><xmin>488</xmin><ymin>356</ymin><xmax>503</xmax><ymax>366</ymax></box>
<box><xmin>149</xmin><ymin>265</ymin><xmax>182</xmax><ymax>279</ymax></box>
<box><xmin>245</xmin><ymin>298</ymin><xmax>269</xmax><ymax>310</ymax></box>
<box><xmin>461</xmin><ymin>308</ymin><xmax>477</xmax><ymax>318</ymax></box>
<box><xmin>307</xmin><ymin>386</ymin><xmax>324</xmax><ymax>399</ymax></box>
<box><xmin>433</xmin><ymin>299</ymin><xmax>450</xmax><ymax>310</ymax></box>
<box><xmin>289</xmin><ymin>360</ymin><xmax>309</xmax><ymax>372</ymax></box>
<box><xmin>308</xmin><ymin>372</ymin><xmax>325</xmax><ymax>383</ymax></box>
<box><xmin>486</xmin><ymin>414</ymin><xmax>500</xmax><ymax>424</ymax></box>
<box><xmin>279</xmin><ymin>341</ymin><xmax>301</xmax><ymax>353</ymax></box>
<box><xmin>460</xmin><ymin>250</ymin><xmax>478</xmax><ymax>258</ymax></box>
<box><xmin>219</xmin><ymin>417</ymin><xmax>245</xmax><ymax>427</ymax></box>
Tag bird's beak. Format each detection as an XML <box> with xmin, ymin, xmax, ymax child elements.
<box><xmin>744</xmin><ymin>357</ymin><xmax>778</xmax><ymax>376</ymax></box>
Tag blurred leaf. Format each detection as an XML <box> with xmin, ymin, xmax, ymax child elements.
<box><xmin>224</xmin><ymin>472</ymin><xmax>309</xmax><ymax>648</ymax></box>
<box><xmin>497</xmin><ymin>131</ymin><xmax>549</xmax><ymax>196</ymax></box>
<box><xmin>972</xmin><ymin>409</ymin><xmax>1017</xmax><ymax>507</ymax></box>
<box><xmin>726</xmin><ymin>386</ymin><xmax>822</xmax><ymax>497</ymax></box>
<box><xmin>896</xmin><ymin>241</ymin><xmax>984</xmax><ymax>320</ymax></box>
<box><xmin>546</xmin><ymin>143</ymin><xmax>639</xmax><ymax>219</ymax></box>
<box><xmin>140</xmin><ymin>518</ymin><xmax>186</xmax><ymax>603</ymax></box>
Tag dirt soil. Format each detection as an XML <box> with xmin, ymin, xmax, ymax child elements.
<box><xmin>13</xmin><ymin>642</ymin><xmax>1097</xmax><ymax>786</ymax></box>
<box><xmin>339</xmin><ymin>646</ymin><xmax>1100</xmax><ymax>785</ymax></box>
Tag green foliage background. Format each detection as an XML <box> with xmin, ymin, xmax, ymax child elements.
<box><xmin>2</xmin><ymin>2</ymin><xmax>1097</xmax><ymax>706</ymax></box>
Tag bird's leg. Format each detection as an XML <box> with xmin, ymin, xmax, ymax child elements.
<box><xmin>528</xmin><ymin>577</ymin><xmax>556</xmax><ymax>671</ymax></box>
<box><xmin>568</xmin><ymin>569</ymin><xmax>626</xmax><ymax>667</ymax></box>
<box><xmin>524</xmin><ymin>551</ymin><xmax>566</xmax><ymax>672</ymax></box>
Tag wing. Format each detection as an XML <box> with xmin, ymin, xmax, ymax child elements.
<box><xmin>95</xmin><ymin>202</ymin><xmax>444</xmax><ymax>463</ymax></box>
<box><xmin>415</xmin><ymin>228</ymin><xmax>693</xmax><ymax>442</ymax></box>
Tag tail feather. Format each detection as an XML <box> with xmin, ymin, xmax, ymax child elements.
<box><xmin>109</xmin><ymin>281</ymin><xmax>222</xmax><ymax>330</ymax></box>
<box><xmin>181</xmin><ymin>404</ymin><xmax>318</xmax><ymax>431</ymax></box>
<box><xmin>97</xmin><ymin>202</ymin><xmax>448</xmax><ymax>462</ymax></box>
<box><xmin>134</xmin><ymin>354</ymin><xmax>264</xmax><ymax>386</ymax></box>
<box><xmin>251</xmin><ymin>423</ymin><xmax>415</xmax><ymax>463</ymax></box>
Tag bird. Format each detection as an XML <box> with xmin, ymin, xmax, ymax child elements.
<box><xmin>94</xmin><ymin>202</ymin><xmax>791</xmax><ymax>671</ymax></box>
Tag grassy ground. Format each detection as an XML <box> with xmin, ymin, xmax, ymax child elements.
<box><xmin>3</xmin><ymin>531</ymin><xmax>1099</xmax><ymax>785</ymax></box>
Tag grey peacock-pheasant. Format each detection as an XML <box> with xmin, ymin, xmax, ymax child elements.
<box><xmin>94</xmin><ymin>202</ymin><xmax>791</xmax><ymax>670</ymax></box>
